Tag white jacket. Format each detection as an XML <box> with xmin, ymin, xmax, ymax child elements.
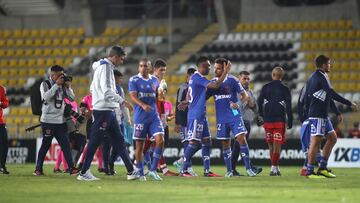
<box><xmin>90</xmin><ymin>58</ymin><xmax>124</xmax><ymax>111</ymax></box>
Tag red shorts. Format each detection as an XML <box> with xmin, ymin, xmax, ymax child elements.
<box><xmin>263</xmin><ymin>122</ymin><xmax>286</xmax><ymax>144</ymax></box>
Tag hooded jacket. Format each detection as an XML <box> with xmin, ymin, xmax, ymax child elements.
<box><xmin>90</xmin><ymin>58</ymin><xmax>124</xmax><ymax>111</ymax></box>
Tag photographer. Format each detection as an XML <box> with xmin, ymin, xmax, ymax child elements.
<box><xmin>54</xmin><ymin>76</ymin><xmax>86</xmax><ymax>173</ymax></box>
<box><xmin>33</xmin><ymin>65</ymin><xmax>79</xmax><ymax>176</ymax></box>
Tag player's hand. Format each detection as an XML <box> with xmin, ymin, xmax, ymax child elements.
<box><xmin>123</xmin><ymin>100</ymin><xmax>134</xmax><ymax>111</ymax></box>
<box><xmin>351</xmin><ymin>102</ymin><xmax>358</xmax><ymax>112</ymax></box>
<box><xmin>224</xmin><ymin>60</ymin><xmax>231</xmax><ymax>73</ymax></box>
<box><xmin>141</xmin><ymin>103</ymin><xmax>152</xmax><ymax>112</ymax></box>
<box><xmin>174</xmin><ymin>124</ymin><xmax>181</xmax><ymax>133</ymax></box>
<box><xmin>337</xmin><ymin>114</ymin><xmax>344</xmax><ymax>123</ymax></box>
<box><xmin>56</xmin><ymin>75</ymin><xmax>64</xmax><ymax>85</ymax></box>
<box><xmin>178</xmin><ymin>101</ymin><xmax>189</xmax><ymax>111</ymax></box>
<box><xmin>230</xmin><ymin>101</ymin><xmax>238</xmax><ymax>109</ymax></box>
<box><xmin>256</xmin><ymin>116</ymin><xmax>264</xmax><ymax>126</ymax></box>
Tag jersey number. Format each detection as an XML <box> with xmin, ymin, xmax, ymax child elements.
<box><xmin>187</xmin><ymin>87</ymin><xmax>193</xmax><ymax>103</ymax></box>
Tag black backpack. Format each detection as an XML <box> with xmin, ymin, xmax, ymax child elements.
<box><xmin>30</xmin><ymin>79</ymin><xmax>51</xmax><ymax>116</ymax></box>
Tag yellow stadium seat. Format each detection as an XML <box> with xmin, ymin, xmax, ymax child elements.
<box><xmin>53</xmin><ymin>48</ymin><xmax>62</xmax><ymax>56</ymax></box>
<box><xmin>62</xmin><ymin>38</ymin><xmax>71</xmax><ymax>46</ymax></box>
<box><xmin>80</xmin><ymin>48</ymin><xmax>88</xmax><ymax>56</ymax></box>
<box><xmin>77</xmin><ymin>28</ymin><xmax>85</xmax><ymax>36</ymax></box>
<box><xmin>43</xmin><ymin>48</ymin><xmax>52</xmax><ymax>56</ymax></box>
<box><xmin>24</xmin><ymin>49</ymin><xmax>33</xmax><ymax>57</ymax></box>
<box><xmin>14</xmin><ymin>48</ymin><xmax>25</xmax><ymax>57</ymax></box>
<box><xmin>64</xmin><ymin>58</ymin><xmax>72</xmax><ymax>66</ymax></box>
<box><xmin>34</xmin><ymin>48</ymin><xmax>43</xmax><ymax>56</ymax></box>
<box><xmin>7</xmin><ymin>39</ymin><xmax>15</xmax><ymax>47</ymax></box>
<box><xmin>101</xmin><ymin>37</ymin><xmax>110</xmax><ymax>45</ymax></box>
<box><xmin>36</xmin><ymin>58</ymin><xmax>46</xmax><ymax>67</ymax></box>
<box><xmin>0</xmin><ymin>39</ymin><xmax>6</xmax><ymax>47</ymax></box>
<box><xmin>53</xmin><ymin>38</ymin><xmax>61</xmax><ymax>46</ymax></box>
<box><xmin>93</xmin><ymin>37</ymin><xmax>102</xmax><ymax>46</ymax></box>
<box><xmin>338</xmin><ymin>31</ymin><xmax>346</xmax><ymax>39</ymax></box>
<box><xmin>345</xmin><ymin>20</ymin><xmax>352</xmax><ymax>29</ymax></box>
<box><xmin>29</xmin><ymin>68</ymin><xmax>37</xmax><ymax>76</ymax></box>
<box><xmin>67</xmin><ymin>28</ymin><xmax>76</xmax><ymax>37</ymax></box>
<box><xmin>83</xmin><ymin>38</ymin><xmax>93</xmax><ymax>46</ymax></box>
<box><xmin>17</xmin><ymin>78</ymin><xmax>26</xmax><ymax>86</ymax></box>
<box><xmin>21</xmin><ymin>29</ymin><xmax>31</xmax><ymax>38</ymax></box>
<box><xmin>62</xmin><ymin>48</ymin><xmax>71</xmax><ymax>56</ymax></box>
<box><xmin>55</xmin><ymin>58</ymin><xmax>64</xmax><ymax>65</ymax></box>
<box><xmin>18</xmin><ymin>69</ymin><xmax>27</xmax><ymax>76</ymax></box>
<box><xmin>70</xmin><ymin>48</ymin><xmax>80</xmax><ymax>56</ymax></box>
<box><xmin>25</xmin><ymin>39</ymin><xmax>33</xmax><ymax>46</ymax></box>
<box><xmin>13</xmin><ymin>29</ymin><xmax>22</xmax><ymax>38</ymax></box>
<box><xmin>48</xmin><ymin>29</ymin><xmax>57</xmax><ymax>37</ymax></box>
<box><xmin>23</xmin><ymin>117</ymin><xmax>31</xmax><ymax>125</ymax></box>
<box><xmin>15</xmin><ymin>39</ymin><xmax>24</xmax><ymax>47</ymax></box>
<box><xmin>28</xmin><ymin>59</ymin><xmax>36</xmax><ymax>67</ymax></box>
<box><xmin>9</xmin><ymin>59</ymin><xmax>18</xmax><ymax>67</ymax></box>
<box><xmin>34</xmin><ymin>39</ymin><xmax>43</xmax><ymax>46</ymax></box>
<box><xmin>39</xmin><ymin>29</ymin><xmax>49</xmax><ymax>37</ymax></box>
<box><xmin>30</xmin><ymin>29</ymin><xmax>40</xmax><ymax>38</ymax></box>
<box><xmin>71</xmin><ymin>38</ymin><xmax>80</xmax><ymax>46</ymax></box>
<box><xmin>3</xmin><ymin>30</ymin><xmax>11</xmax><ymax>38</ymax></box>
<box><xmin>46</xmin><ymin>58</ymin><xmax>55</xmax><ymax>67</ymax></box>
<box><xmin>0</xmin><ymin>49</ymin><xmax>5</xmax><ymax>57</ymax></box>
<box><xmin>43</xmin><ymin>38</ymin><xmax>52</xmax><ymax>46</ymax></box>
<box><xmin>58</xmin><ymin>28</ymin><xmax>67</xmax><ymax>37</ymax></box>
<box><xmin>102</xmin><ymin>27</ymin><xmax>113</xmax><ymax>36</ymax></box>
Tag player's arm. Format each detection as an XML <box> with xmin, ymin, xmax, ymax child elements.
<box><xmin>297</xmin><ymin>86</ymin><xmax>306</xmax><ymax>122</ymax></box>
<box><xmin>330</xmin><ymin>99</ymin><xmax>343</xmax><ymax>123</ymax></box>
<box><xmin>101</xmin><ymin>65</ymin><xmax>124</xmax><ymax>104</ymax></box>
<box><xmin>129</xmin><ymin>92</ymin><xmax>152</xmax><ymax>112</ymax></box>
<box><xmin>285</xmin><ymin>87</ymin><xmax>293</xmax><ymax>129</ymax></box>
<box><xmin>0</xmin><ymin>87</ymin><xmax>9</xmax><ymax>109</ymax></box>
<box><xmin>207</xmin><ymin>61</ymin><xmax>231</xmax><ymax>89</ymax></box>
<box><xmin>257</xmin><ymin>87</ymin><xmax>265</xmax><ymax>117</ymax></box>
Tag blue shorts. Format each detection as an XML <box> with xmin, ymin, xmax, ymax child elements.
<box><xmin>216</xmin><ymin>117</ymin><xmax>247</xmax><ymax>140</ymax></box>
<box><xmin>133</xmin><ymin>116</ymin><xmax>164</xmax><ymax>141</ymax></box>
<box><xmin>308</xmin><ymin>117</ymin><xmax>334</xmax><ymax>137</ymax></box>
<box><xmin>187</xmin><ymin>118</ymin><xmax>211</xmax><ymax>141</ymax></box>
<box><xmin>179</xmin><ymin>126</ymin><xmax>187</xmax><ymax>143</ymax></box>
<box><xmin>300</xmin><ymin>119</ymin><xmax>311</xmax><ymax>152</ymax></box>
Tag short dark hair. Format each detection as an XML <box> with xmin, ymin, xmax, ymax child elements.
<box><xmin>315</xmin><ymin>55</ymin><xmax>330</xmax><ymax>68</ymax></box>
<box><xmin>113</xmin><ymin>69</ymin><xmax>123</xmax><ymax>77</ymax></box>
<box><xmin>196</xmin><ymin>56</ymin><xmax>210</xmax><ymax>67</ymax></box>
<box><xmin>187</xmin><ymin>67</ymin><xmax>196</xmax><ymax>75</ymax></box>
<box><xmin>108</xmin><ymin>45</ymin><xmax>126</xmax><ymax>57</ymax></box>
<box><xmin>239</xmin><ymin>71</ymin><xmax>250</xmax><ymax>76</ymax></box>
<box><xmin>153</xmin><ymin>58</ymin><xmax>167</xmax><ymax>69</ymax></box>
<box><xmin>50</xmin><ymin>65</ymin><xmax>64</xmax><ymax>72</ymax></box>
<box><xmin>214</xmin><ymin>58</ymin><xmax>227</xmax><ymax>66</ymax></box>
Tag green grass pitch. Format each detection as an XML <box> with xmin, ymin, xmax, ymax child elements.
<box><xmin>0</xmin><ymin>164</ymin><xmax>359</xmax><ymax>203</ymax></box>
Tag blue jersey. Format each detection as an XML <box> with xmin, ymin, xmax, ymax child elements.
<box><xmin>188</xmin><ymin>72</ymin><xmax>211</xmax><ymax>120</ymax></box>
<box><xmin>305</xmin><ymin>69</ymin><xmax>351</xmax><ymax>119</ymax></box>
<box><xmin>128</xmin><ymin>74</ymin><xmax>159</xmax><ymax>123</ymax></box>
<box><xmin>208</xmin><ymin>75</ymin><xmax>245</xmax><ymax>123</ymax></box>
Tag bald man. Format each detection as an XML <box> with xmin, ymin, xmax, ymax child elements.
<box><xmin>257</xmin><ymin>67</ymin><xmax>292</xmax><ymax>176</ymax></box>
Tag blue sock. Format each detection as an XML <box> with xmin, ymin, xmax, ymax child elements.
<box><xmin>150</xmin><ymin>147</ymin><xmax>163</xmax><ymax>172</ymax></box>
<box><xmin>306</xmin><ymin>163</ymin><xmax>315</xmax><ymax>175</ymax></box>
<box><xmin>223</xmin><ymin>147</ymin><xmax>232</xmax><ymax>172</ymax></box>
<box><xmin>144</xmin><ymin>150</ymin><xmax>152</xmax><ymax>170</ymax></box>
<box><xmin>136</xmin><ymin>161</ymin><xmax>144</xmax><ymax>176</ymax></box>
<box><xmin>303</xmin><ymin>152</ymin><xmax>308</xmax><ymax>167</ymax></box>
<box><xmin>240</xmin><ymin>144</ymin><xmax>251</xmax><ymax>170</ymax></box>
<box><xmin>182</xmin><ymin>144</ymin><xmax>199</xmax><ymax>172</ymax></box>
<box><xmin>202</xmin><ymin>144</ymin><xmax>210</xmax><ymax>173</ymax></box>
<box><xmin>316</xmin><ymin>152</ymin><xmax>321</xmax><ymax>164</ymax></box>
<box><xmin>319</xmin><ymin>156</ymin><xmax>328</xmax><ymax>170</ymax></box>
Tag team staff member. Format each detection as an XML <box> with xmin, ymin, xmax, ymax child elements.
<box><xmin>33</xmin><ymin>65</ymin><xmax>79</xmax><ymax>176</ymax></box>
<box><xmin>0</xmin><ymin>85</ymin><xmax>9</xmax><ymax>174</ymax></box>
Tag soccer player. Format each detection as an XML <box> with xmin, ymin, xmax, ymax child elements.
<box><xmin>303</xmin><ymin>55</ymin><xmax>357</xmax><ymax>178</ymax></box>
<box><xmin>257</xmin><ymin>66</ymin><xmax>293</xmax><ymax>176</ymax></box>
<box><xmin>207</xmin><ymin>58</ymin><xmax>258</xmax><ymax>177</ymax></box>
<box><xmin>173</xmin><ymin>67</ymin><xmax>196</xmax><ymax>175</ymax></box>
<box><xmin>129</xmin><ymin>58</ymin><xmax>165</xmax><ymax>181</ymax></box>
<box><xmin>0</xmin><ymin>84</ymin><xmax>9</xmax><ymax>174</ymax></box>
<box><xmin>231</xmin><ymin>71</ymin><xmax>263</xmax><ymax>176</ymax></box>
<box><xmin>179</xmin><ymin>56</ymin><xmax>229</xmax><ymax>177</ymax></box>
<box><xmin>77</xmin><ymin>45</ymin><xmax>136</xmax><ymax>181</ymax></box>
<box><xmin>141</xmin><ymin>58</ymin><xmax>178</xmax><ymax>176</ymax></box>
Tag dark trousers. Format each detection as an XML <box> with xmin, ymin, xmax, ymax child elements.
<box><xmin>81</xmin><ymin>110</ymin><xmax>133</xmax><ymax>174</ymax></box>
<box><xmin>36</xmin><ymin>123</ymin><xmax>74</xmax><ymax>170</ymax></box>
<box><xmin>231</xmin><ymin>120</ymin><xmax>251</xmax><ymax>170</ymax></box>
<box><xmin>0</xmin><ymin>124</ymin><xmax>8</xmax><ymax>169</ymax></box>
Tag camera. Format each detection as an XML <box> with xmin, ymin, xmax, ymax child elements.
<box><xmin>62</xmin><ymin>73</ymin><xmax>72</xmax><ymax>82</ymax></box>
<box><xmin>64</xmin><ymin>103</ymin><xmax>85</xmax><ymax>124</ymax></box>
